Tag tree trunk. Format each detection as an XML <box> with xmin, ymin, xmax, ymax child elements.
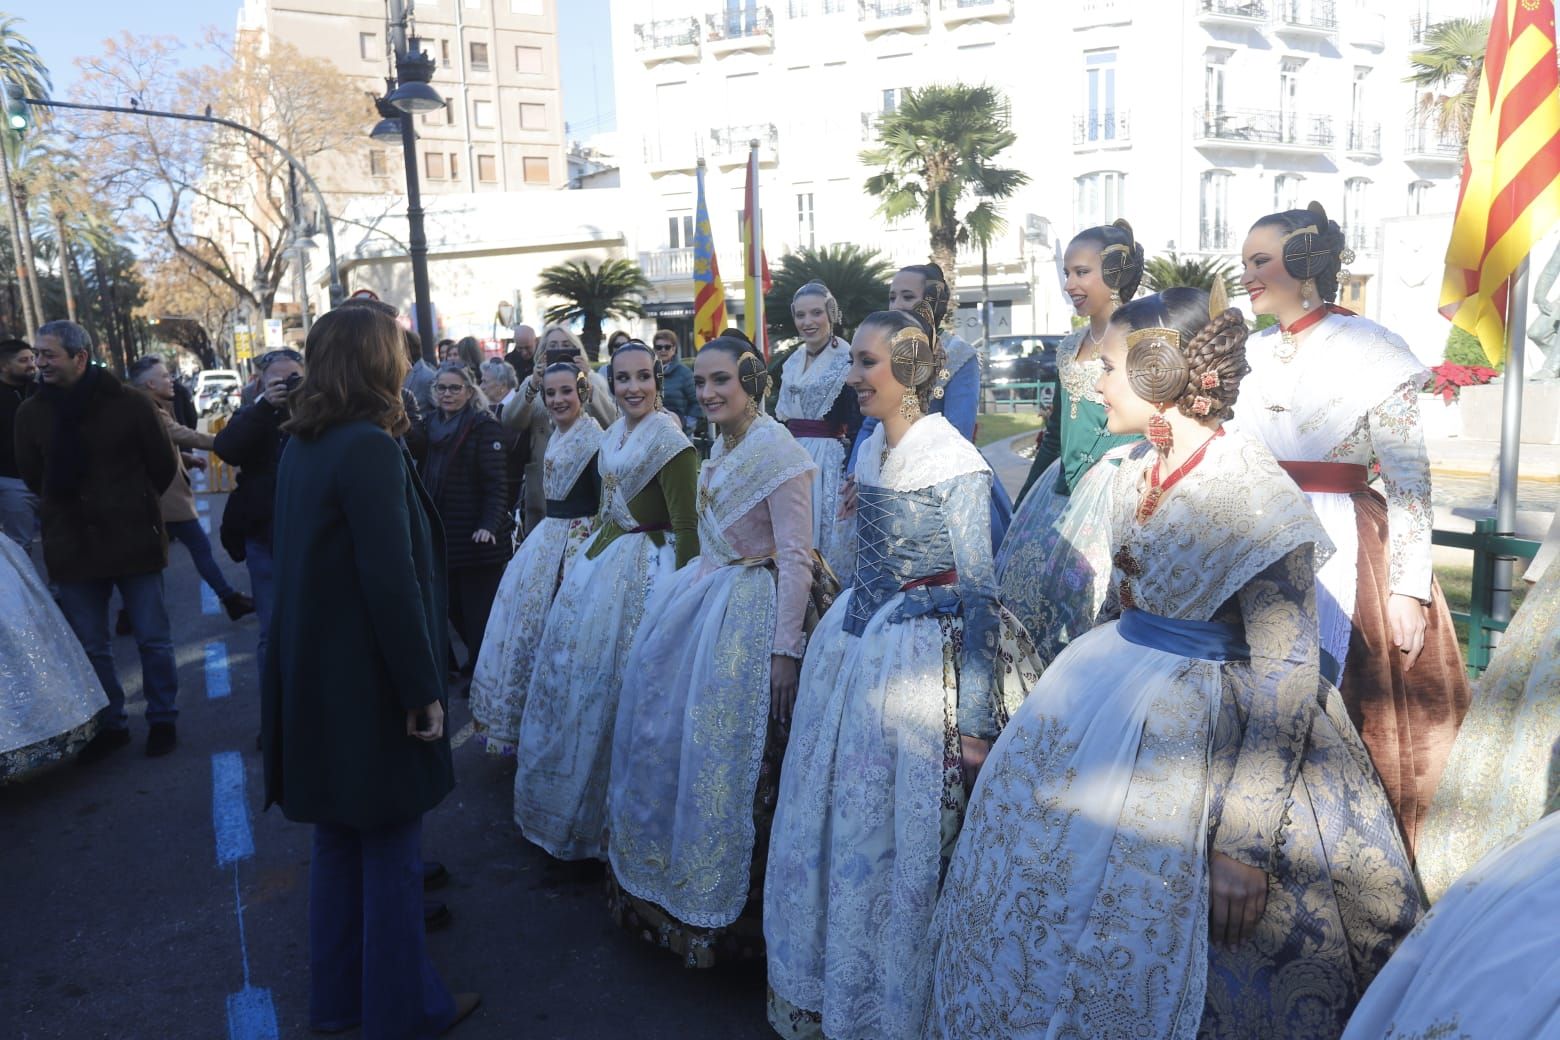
<box><xmin>930</xmin><ymin>217</ymin><xmax>959</xmax><ymax>300</ymax></box>
<box><xmin>582</xmin><ymin>314</ymin><xmax>604</xmax><ymax>363</ymax></box>
<box><xmin>67</xmin><ymin>243</ymin><xmax>98</xmax><ymax>347</ymax></box>
<box><xmin>53</xmin><ymin>212</ymin><xmax>78</xmax><ymax>324</ymax></box>
<box><xmin>92</xmin><ymin>249</ymin><xmax>126</xmax><ymax>374</ymax></box>
<box><xmin>0</xmin><ymin>146</ymin><xmax>36</xmax><ymax>334</ymax></box>
<box><xmin>14</xmin><ymin>184</ymin><xmax>46</xmax><ymax>325</ymax></box>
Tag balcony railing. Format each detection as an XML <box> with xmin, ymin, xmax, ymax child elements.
<box><xmin>707</xmin><ymin>5</ymin><xmax>773</xmax><ymax>42</ymax></box>
<box><xmin>1405</xmin><ymin>122</ymin><xmax>1462</xmax><ymax>161</ymax></box>
<box><xmin>1074</xmin><ymin>110</ymin><xmax>1131</xmax><ymax>145</ymax></box>
<box><xmin>1199</xmin><ymin>0</ymin><xmax>1268</xmax><ymax>21</ymax></box>
<box><xmin>1345</xmin><ymin>223</ymin><xmax>1379</xmax><ymax>254</ymax></box>
<box><xmin>1194</xmin><ymin>107</ymin><xmax>1335</xmax><ymax>149</ymax></box>
<box><xmin>1076</xmin><ymin>0</ymin><xmax>1131</xmax><ymax>26</ymax></box>
<box><xmin>860</xmin><ymin>0</ymin><xmax>930</xmax><ymax>31</ymax></box>
<box><xmin>642</xmin><ymin>134</ymin><xmax>701</xmax><ymax>173</ymax></box>
<box><xmin>711</xmin><ymin>123</ymin><xmax>780</xmax><ymax>164</ymax></box>
<box><xmin>640</xmin><ymin>247</ymin><xmax>696</xmax><ymax>283</ymax></box>
<box><xmin>788</xmin><ymin>0</ymin><xmax>849</xmax><ymax>12</ymax></box>
<box><xmin>1346</xmin><ymin>121</ymin><xmax>1382</xmax><ymax>156</ymax></box>
<box><xmin>940</xmin><ymin>0</ymin><xmax>1012</xmax><ymax>17</ymax></box>
<box><xmin>1200</xmin><ymin>220</ymin><xmax>1235</xmax><ymax>251</ymax></box>
<box><xmin>634</xmin><ymin>17</ymin><xmax>700</xmax><ymax>57</ymax></box>
<box><xmin>1274</xmin><ymin>0</ymin><xmax>1337</xmax><ymax>31</ymax></box>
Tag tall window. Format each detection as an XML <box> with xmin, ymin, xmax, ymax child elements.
<box><xmin>440</xmin><ymin>40</ymin><xmax>451</xmax><ymax>67</ymax></box>
<box><xmin>359</xmin><ymin>32</ymin><xmax>378</xmax><ymax>61</ymax></box>
<box><xmin>469</xmin><ymin>41</ymin><xmax>490</xmax><ymax>71</ymax></box>
<box><xmin>1204</xmin><ymin>52</ymin><xmax>1228</xmax><ymax>115</ymax></box>
<box><xmin>1351</xmin><ymin>66</ymin><xmax>1369</xmax><ymax>126</ymax></box>
<box><xmin>1345</xmin><ymin>177</ymin><xmax>1371</xmax><ymax>249</ymax></box>
<box><xmin>369</xmin><ymin>150</ymin><xmax>388</xmax><ymax>177</ymax></box>
<box><xmin>515</xmin><ymin>46</ymin><xmax>543</xmax><ymax>74</ymax></box>
<box><xmin>1274</xmin><ymin>173</ymin><xmax>1303</xmax><ymax>211</ymax></box>
<box><xmin>425</xmin><ymin>152</ymin><xmax>446</xmax><ymax>179</ymax></box>
<box><xmin>1200</xmin><ymin>171</ymin><xmax>1232</xmax><ymax>251</ymax></box>
<box><xmin>1074</xmin><ymin>171</ymin><xmax>1125</xmax><ymax>229</ymax></box>
<box><xmin>881</xmin><ymin>87</ymin><xmax>907</xmax><ymax>114</ymax></box>
<box><xmin>1085</xmin><ymin>50</ymin><xmax>1118</xmax><ymax>142</ymax></box>
<box><xmin>448</xmin><ymin>153</ymin><xmax>460</xmax><ymax>181</ymax></box>
<box><xmin>667</xmin><ymin>213</ymin><xmax>695</xmax><ymax>249</ymax></box>
<box><xmin>1279</xmin><ymin>60</ymin><xmax>1303</xmax><ymax>142</ymax></box>
<box><xmin>796</xmin><ymin>192</ymin><xmax>815</xmax><ymax>249</ymax></box>
<box><xmin>1408</xmin><ymin>179</ymin><xmax>1431</xmax><ymax>215</ymax></box>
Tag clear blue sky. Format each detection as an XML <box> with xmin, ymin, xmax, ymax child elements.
<box><xmin>16</xmin><ymin>0</ymin><xmax>615</xmax><ymax>135</ymax></box>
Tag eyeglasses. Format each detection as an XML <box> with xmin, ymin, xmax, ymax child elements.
<box><xmin>654</xmin><ymin>342</ymin><xmax>676</xmax><ymax>351</ymax></box>
<box><xmin>433</xmin><ymin>384</ymin><xmax>467</xmax><ymax>394</ymax></box>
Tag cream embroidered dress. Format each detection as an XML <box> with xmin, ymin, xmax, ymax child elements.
<box><xmin>1</xmin><ymin>535</ymin><xmax>107</xmax><ymax>782</ymax></box>
<box><xmin>1238</xmin><ymin>315</ymin><xmax>1469</xmax><ymax>853</ymax></box>
<box><xmin>512</xmin><ymin>410</ymin><xmax>697</xmax><ymax>861</ymax></box>
<box><xmin>775</xmin><ymin>337</ymin><xmax>857</xmax><ymax>583</ymax></box>
<box><xmin>925</xmin><ymin>433</ymin><xmax>1422</xmax><ymax>1040</ymax></box>
<box><xmin>468</xmin><ymin>414</ymin><xmax>602</xmax><ymax>756</ymax></box>
<box><xmin>607</xmin><ymin>413</ymin><xmax>815</xmax><ymax>966</ymax></box>
<box><xmin>765</xmin><ymin>413</ymin><xmax>1040</xmax><ymax>1040</ymax></box>
<box><xmin>996</xmin><ymin>327</ymin><xmax>1138</xmax><ymax>663</ymax></box>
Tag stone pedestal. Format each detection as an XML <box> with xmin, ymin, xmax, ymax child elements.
<box><xmin>1458</xmin><ymin>380</ymin><xmax>1560</xmax><ymax>444</ymax></box>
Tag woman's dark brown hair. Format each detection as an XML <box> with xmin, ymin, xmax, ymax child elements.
<box><xmin>284</xmin><ymin>306</ymin><xmax>410</xmax><ymax>440</ymax></box>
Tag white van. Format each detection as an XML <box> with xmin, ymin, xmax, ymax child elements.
<box><xmin>194</xmin><ymin>369</ymin><xmax>243</xmax><ymax>414</ymax></box>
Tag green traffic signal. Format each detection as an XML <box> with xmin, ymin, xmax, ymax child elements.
<box><xmin>0</xmin><ymin>80</ymin><xmax>32</xmax><ymax>134</ymax></box>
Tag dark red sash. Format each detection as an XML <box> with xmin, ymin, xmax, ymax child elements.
<box><xmin>785</xmin><ymin>419</ymin><xmax>846</xmax><ymax>440</ymax></box>
<box><xmin>901</xmin><ymin>568</ymin><xmax>957</xmax><ymax>591</ymax></box>
<box><xmin>1279</xmin><ymin>461</ymin><xmax>1370</xmax><ymax>494</ymax></box>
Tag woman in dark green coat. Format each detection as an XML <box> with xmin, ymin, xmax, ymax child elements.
<box><xmin>260</xmin><ymin>305</ymin><xmax>478</xmax><ymax>1038</ymax></box>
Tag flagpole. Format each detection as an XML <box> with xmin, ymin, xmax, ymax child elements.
<box><xmin>750</xmin><ymin>139</ymin><xmax>765</xmax><ymax>358</ymax></box>
<box><xmin>1491</xmin><ymin>256</ymin><xmax>1529</xmax><ymax>637</ymax></box>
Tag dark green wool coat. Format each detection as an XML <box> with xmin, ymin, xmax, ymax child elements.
<box><xmin>261</xmin><ymin>420</ymin><xmax>454</xmax><ymax>831</ymax></box>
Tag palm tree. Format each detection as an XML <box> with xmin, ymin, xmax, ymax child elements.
<box><xmin>861</xmin><ymin>84</ymin><xmax>1028</xmax><ymax>291</ymax></box>
<box><xmin>1141</xmin><ymin>253</ymin><xmax>1244</xmax><ymax>299</ymax></box>
<box><xmin>1406</xmin><ymin>17</ymin><xmax>1488</xmax><ymax>149</ymax></box>
<box><xmin>764</xmin><ymin>243</ymin><xmax>895</xmax><ymax>343</ymax></box>
<box><xmin>0</xmin><ymin>16</ymin><xmax>51</xmax><ymax>331</ymax></box>
<box><xmin>536</xmin><ymin>257</ymin><xmax>652</xmax><ymax>362</ymax></box>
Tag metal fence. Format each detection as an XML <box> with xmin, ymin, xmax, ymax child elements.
<box><xmin>1431</xmin><ymin>517</ymin><xmax>1541</xmax><ymax>675</ymax></box>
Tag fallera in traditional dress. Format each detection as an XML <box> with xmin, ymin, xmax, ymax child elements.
<box><xmin>1415</xmin><ymin>552</ymin><xmax>1560</xmax><ymax>901</ymax></box>
<box><xmin>775</xmin><ymin>337</ymin><xmax>862</xmax><ymax>584</ymax></box>
<box><xmin>1236</xmin><ymin>314</ymin><xmax>1470</xmax><ymax>853</ymax></box>
<box><xmin>0</xmin><ymin>535</ymin><xmax>107</xmax><ymax>782</ymax></box>
<box><xmin>468</xmin><ymin>414</ymin><xmax>602</xmax><ymax>757</ymax></box>
<box><xmin>607</xmin><ymin>413</ymin><xmax>815</xmax><ymax>967</ymax></box>
<box><xmin>512</xmin><ymin>410</ymin><xmax>698</xmax><ymax>860</ymax></box>
<box><xmin>925</xmin><ymin>433</ymin><xmax>1423</xmax><ymax>1040</ymax></box>
<box><xmin>997</xmin><ymin>327</ymin><xmax>1141</xmax><ymax>663</ymax></box>
<box><xmin>764</xmin><ymin>413</ymin><xmax>1040</xmax><ymax>1040</ymax></box>
<box><xmin>1342</xmin><ymin>809</ymin><xmax>1560</xmax><ymax>1040</ymax></box>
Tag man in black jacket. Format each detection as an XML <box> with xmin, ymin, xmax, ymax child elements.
<box><xmin>213</xmin><ymin>348</ymin><xmax>302</xmax><ymax>689</ymax></box>
<box><xmin>0</xmin><ymin>337</ymin><xmax>39</xmax><ymax>549</ymax></box>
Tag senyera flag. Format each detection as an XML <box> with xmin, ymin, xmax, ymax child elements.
<box><xmin>1440</xmin><ymin>0</ymin><xmax>1560</xmax><ymax>364</ymax></box>
<box><xmin>693</xmin><ymin>159</ymin><xmax>726</xmax><ymax>348</ymax></box>
<box><xmin>741</xmin><ymin>143</ymin><xmax>773</xmax><ymax>359</ymax></box>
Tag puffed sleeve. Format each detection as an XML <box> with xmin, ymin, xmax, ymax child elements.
<box><xmin>767</xmin><ymin>470</ymin><xmax>815</xmax><ymax>658</ymax></box>
<box><xmin>938</xmin><ymin>360</ymin><xmax>979</xmax><ymax>442</ymax></box>
<box><xmin>1368</xmin><ymin>380</ymin><xmax>1434</xmax><ymax>602</ymax></box>
<box><xmin>1210</xmin><ymin>543</ymin><xmax>1321</xmax><ymax>874</ymax></box>
<box><xmin>944</xmin><ymin>470</ymin><xmax>1001</xmax><ymax>739</ymax></box>
<box><xmin>659</xmin><ymin>446</ymin><xmax>701</xmax><ymax>570</ymax></box>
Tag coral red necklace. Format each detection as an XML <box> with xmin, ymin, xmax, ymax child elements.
<box><xmin>1275</xmin><ymin>303</ymin><xmax>1352</xmax><ymax>363</ymax></box>
<box><xmin>1137</xmin><ymin>428</ymin><xmax>1224</xmax><ymax>523</ymax></box>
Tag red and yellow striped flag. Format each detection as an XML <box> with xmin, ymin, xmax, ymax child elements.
<box><xmin>741</xmin><ymin>145</ymin><xmax>772</xmax><ymax>359</ymax></box>
<box><xmin>692</xmin><ymin>160</ymin><xmax>726</xmax><ymax>348</ymax></box>
<box><xmin>1440</xmin><ymin>0</ymin><xmax>1560</xmax><ymax>364</ymax></box>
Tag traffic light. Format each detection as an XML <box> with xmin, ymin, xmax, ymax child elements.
<box><xmin>0</xmin><ymin>79</ymin><xmax>33</xmax><ymax>135</ymax></box>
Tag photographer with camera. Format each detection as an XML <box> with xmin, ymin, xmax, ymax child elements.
<box><xmin>214</xmin><ymin>349</ymin><xmax>304</xmax><ymax>687</ymax></box>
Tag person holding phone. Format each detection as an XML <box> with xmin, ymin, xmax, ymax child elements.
<box><xmin>260</xmin><ymin>306</ymin><xmax>479</xmax><ymax>1037</ymax></box>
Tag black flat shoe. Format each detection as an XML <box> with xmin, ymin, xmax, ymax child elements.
<box><xmin>222</xmin><ymin>591</ymin><xmax>255</xmax><ymax>621</ymax></box>
<box><xmin>76</xmin><ymin>728</ymin><xmax>131</xmax><ymax>766</ymax></box>
<box><xmin>146</xmin><ymin>722</ymin><xmax>177</xmax><ymax>758</ymax></box>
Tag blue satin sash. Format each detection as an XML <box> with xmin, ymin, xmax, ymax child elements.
<box><xmin>1118</xmin><ymin>608</ymin><xmax>1250</xmax><ymax>662</ymax></box>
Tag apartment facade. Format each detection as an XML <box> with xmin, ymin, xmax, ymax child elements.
<box><xmin>611</xmin><ymin>0</ymin><xmax>1485</xmax><ymax>348</ymax></box>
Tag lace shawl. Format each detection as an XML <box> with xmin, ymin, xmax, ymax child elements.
<box><xmin>855</xmin><ymin>413</ymin><xmax>991</xmax><ymax>493</ymax></box>
<box><xmin>698</xmin><ymin>414</ymin><xmax>816</xmax><ymax>561</ymax></box>
<box><xmin>776</xmin><ymin>337</ymin><xmax>852</xmax><ymax>422</ymax></box>
<box><xmin>541</xmin><ymin>415</ymin><xmax>604</xmax><ymax>500</ymax></box>
<box><xmin>596</xmin><ymin>410</ymin><xmax>691</xmax><ymax>530</ymax></box>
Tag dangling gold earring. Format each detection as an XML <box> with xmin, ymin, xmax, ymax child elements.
<box><xmin>1109</xmin><ymin>289</ymin><xmax>1122</xmax><ymax>306</ymax></box>
<box><xmin>899</xmin><ymin>388</ymin><xmax>923</xmax><ymax>421</ymax></box>
<box><xmin>1301</xmin><ymin>279</ymin><xmax>1315</xmax><ymax>310</ymax></box>
<box><xmin>653</xmin><ymin>390</ymin><xmax>664</xmax><ymax>411</ymax></box>
<box><xmin>744</xmin><ymin>396</ymin><xmax>759</xmax><ymax>419</ymax></box>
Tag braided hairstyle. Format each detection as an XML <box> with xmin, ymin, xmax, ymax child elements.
<box><xmin>859</xmin><ymin>307</ymin><xmax>944</xmax><ymax>412</ymax></box>
<box><xmin>702</xmin><ymin>327</ymin><xmax>771</xmax><ymax>404</ymax></box>
<box><xmin>543</xmin><ymin>360</ymin><xmax>591</xmax><ymax>407</ymax></box>
<box><xmin>1251</xmin><ymin>200</ymin><xmax>1347</xmax><ymax>303</ymax></box>
<box><xmin>1110</xmin><ymin>286</ymin><xmax>1250</xmax><ymax>422</ymax></box>
<box><xmin>1071</xmin><ymin>218</ymin><xmax>1146</xmax><ymax>302</ymax></box>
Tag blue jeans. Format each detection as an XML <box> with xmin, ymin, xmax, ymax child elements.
<box><xmin>245</xmin><ymin>539</ymin><xmax>274</xmax><ymax>685</ymax></box>
<box><xmin>56</xmin><ymin>572</ymin><xmax>179</xmax><ymax>731</ymax></box>
<box><xmin>166</xmin><ymin>518</ymin><xmax>235</xmax><ymax>599</ymax></box>
<box><xmin>309</xmin><ymin>816</ymin><xmax>455</xmax><ymax>1037</ymax></box>
<box><xmin>0</xmin><ymin>476</ymin><xmax>37</xmax><ymax>550</ymax></box>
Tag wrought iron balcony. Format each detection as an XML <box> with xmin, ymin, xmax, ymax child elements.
<box><xmin>860</xmin><ymin>0</ymin><xmax>930</xmax><ymax>34</ymax></box>
<box><xmin>1404</xmin><ymin>122</ymin><xmax>1462</xmax><ymax>162</ymax></box>
<box><xmin>710</xmin><ymin>123</ymin><xmax>780</xmax><ymax>166</ymax></box>
<box><xmin>707</xmin><ymin>5</ymin><xmax>774</xmax><ymax>53</ymax></box>
<box><xmin>1199</xmin><ymin>0</ymin><xmax>1268</xmax><ymax>24</ymax></box>
<box><xmin>634</xmin><ymin>18</ymin><xmax>700</xmax><ymax>63</ymax></box>
<box><xmin>1200</xmin><ymin>220</ymin><xmax>1235</xmax><ymax>252</ymax></box>
<box><xmin>1345</xmin><ymin>224</ymin><xmax>1380</xmax><ymax>254</ymax></box>
<box><xmin>939</xmin><ymin>0</ymin><xmax>1014</xmax><ymax>25</ymax></box>
<box><xmin>1194</xmin><ymin>107</ymin><xmax>1335</xmax><ymax>151</ymax></box>
<box><xmin>1274</xmin><ymin>0</ymin><xmax>1337</xmax><ymax>35</ymax></box>
<box><xmin>639</xmin><ymin>248</ymin><xmax>696</xmax><ymax>283</ymax></box>
<box><xmin>1346</xmin><ymin>121</ymin><xmax>1382</xmax><ymax>158</ymax></box>
<box><xmin>1076</xmin><ymin>0</ymin><xmax>1131</xmax><ymax>27</ymax></box>
<box><xmin>1073</xmin><ymin>110</ymin><xmax>1131</xmax><ymax>146</ymax></box>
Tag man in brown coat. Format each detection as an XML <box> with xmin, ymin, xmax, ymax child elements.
<box><xmin>14</xmin><ymin>321</ymin><xmax>182</xmax><ymax>761</ymax></box>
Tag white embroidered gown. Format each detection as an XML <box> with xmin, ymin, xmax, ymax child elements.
<box><xmin>775</xmin><ymin>337</ymin><xmax>856</xmax><ymax>583</ymax></box>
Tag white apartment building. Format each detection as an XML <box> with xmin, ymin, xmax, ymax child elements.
<box><xmin>610</xmin><ymin>0</ymin><xmax>1485</xmax><ymax>351</ymax></box>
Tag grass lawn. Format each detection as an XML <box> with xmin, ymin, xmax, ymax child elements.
<box><xmin>975</xmin><ymin>411</ymin><xmax>1045</xmax><ymax>448</ymax></box>
<box><xmin>1434</xmin><ymin>560</ymin><xmax>1530</xmax><ymax>654</ymax></box>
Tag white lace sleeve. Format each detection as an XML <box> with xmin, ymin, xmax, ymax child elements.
<box><xmin>1370</xmin><ymin>381</ymin><xmax>1434</xmax><ymax>601</ymax></box>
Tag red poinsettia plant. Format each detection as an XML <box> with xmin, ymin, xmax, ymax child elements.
<box><xmin>1429</xmin><ymin>362</ymin><xmax>1499</xmax><ymax>402</ymax></box>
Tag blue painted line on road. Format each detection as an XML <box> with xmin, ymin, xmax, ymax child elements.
<box><xmin>206</xmin><ymin>641</ymin><xmax>232</xmax><ymax>699</ymax></box>
<box><xmin>225</xmin><ymin>867</ymin><xmax>279</xmax><ymax>1040</ymax></box>
<box><xmin>200</xmin><ymin>515</ymin><xmax>212</xmax><ymax>533</ymax></box>
<box><xmin>211</xmin><ymin>751</ymin><xmax>254</xmax><ymax>866</ymax></box>
<box><xmin>201</xmin><ymin>582</ymin><xmax>221</xmax><ymax>616</ymax></box>
<box><xmin>195</xmin><ymin>496</ymin><xmax>211</xmax><ymax>511</ymax></box>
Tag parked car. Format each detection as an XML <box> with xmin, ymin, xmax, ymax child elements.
<box><xmin>985</xmin><ymin>334</ymin><xmax>1062</xmax><ymax>405</ymax></box>
<box><xmin>194</xmin><ymin>369</ymin><xmax>242</xmax><ymax>415</ymax></box>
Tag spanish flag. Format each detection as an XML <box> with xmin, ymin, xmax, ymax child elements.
<box><xmin>741</xmin><ymin>144</ymin><xmax>772</xmax><ymax>359</ymax></box>
<box><xmin>692</xmin><ymin>159</ymin><xmax>726</xmax><ymax>348</ymax></box>
<box><xmin>1440</xmin><ymin>0</ymin><xmax>1560</xmax><ymax>364</ymax></box>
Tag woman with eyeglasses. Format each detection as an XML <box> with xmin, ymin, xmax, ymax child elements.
<box><xmin>406</xmin><ymin>363</ymin><xmax>511</xmax><ymax>686</ymax></box>
<box><xmin>513</xmin><ymin>340</ymin><xmax>699</xmax><ymax>866</ymax></box>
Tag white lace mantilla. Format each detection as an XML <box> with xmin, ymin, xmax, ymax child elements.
<box><xmin>698</xmin><ymin>414</ymin><xmax>816</xmax><ymax>561</ymax></box>
<box><xmin>541</xmin><ymin>415</ymin><xmax>604</xmax><ymax>499</ymax></box>
<box><xmin>855</xmin><ymin>413</ymin><xmax>990</xmax><ymax>493</ymax></box>
<box><xmin>596</xmin><ymin>411</ymin><xmax>691</xmax><ymax>530</ymax></box>
<box><xmin>776</xmin><ymin>337</ymin><xmax>851</xmax><ymax>422</ymax></box>
<box><xmin>1056</xmin><ymin>326</ymin><xmax>1105</xmax><ymax>407</ymax></box>
<box><xmin>1109</xmin><ymin>433</ymin><xmax>1333</xmax><ymax>620</ymax></box>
